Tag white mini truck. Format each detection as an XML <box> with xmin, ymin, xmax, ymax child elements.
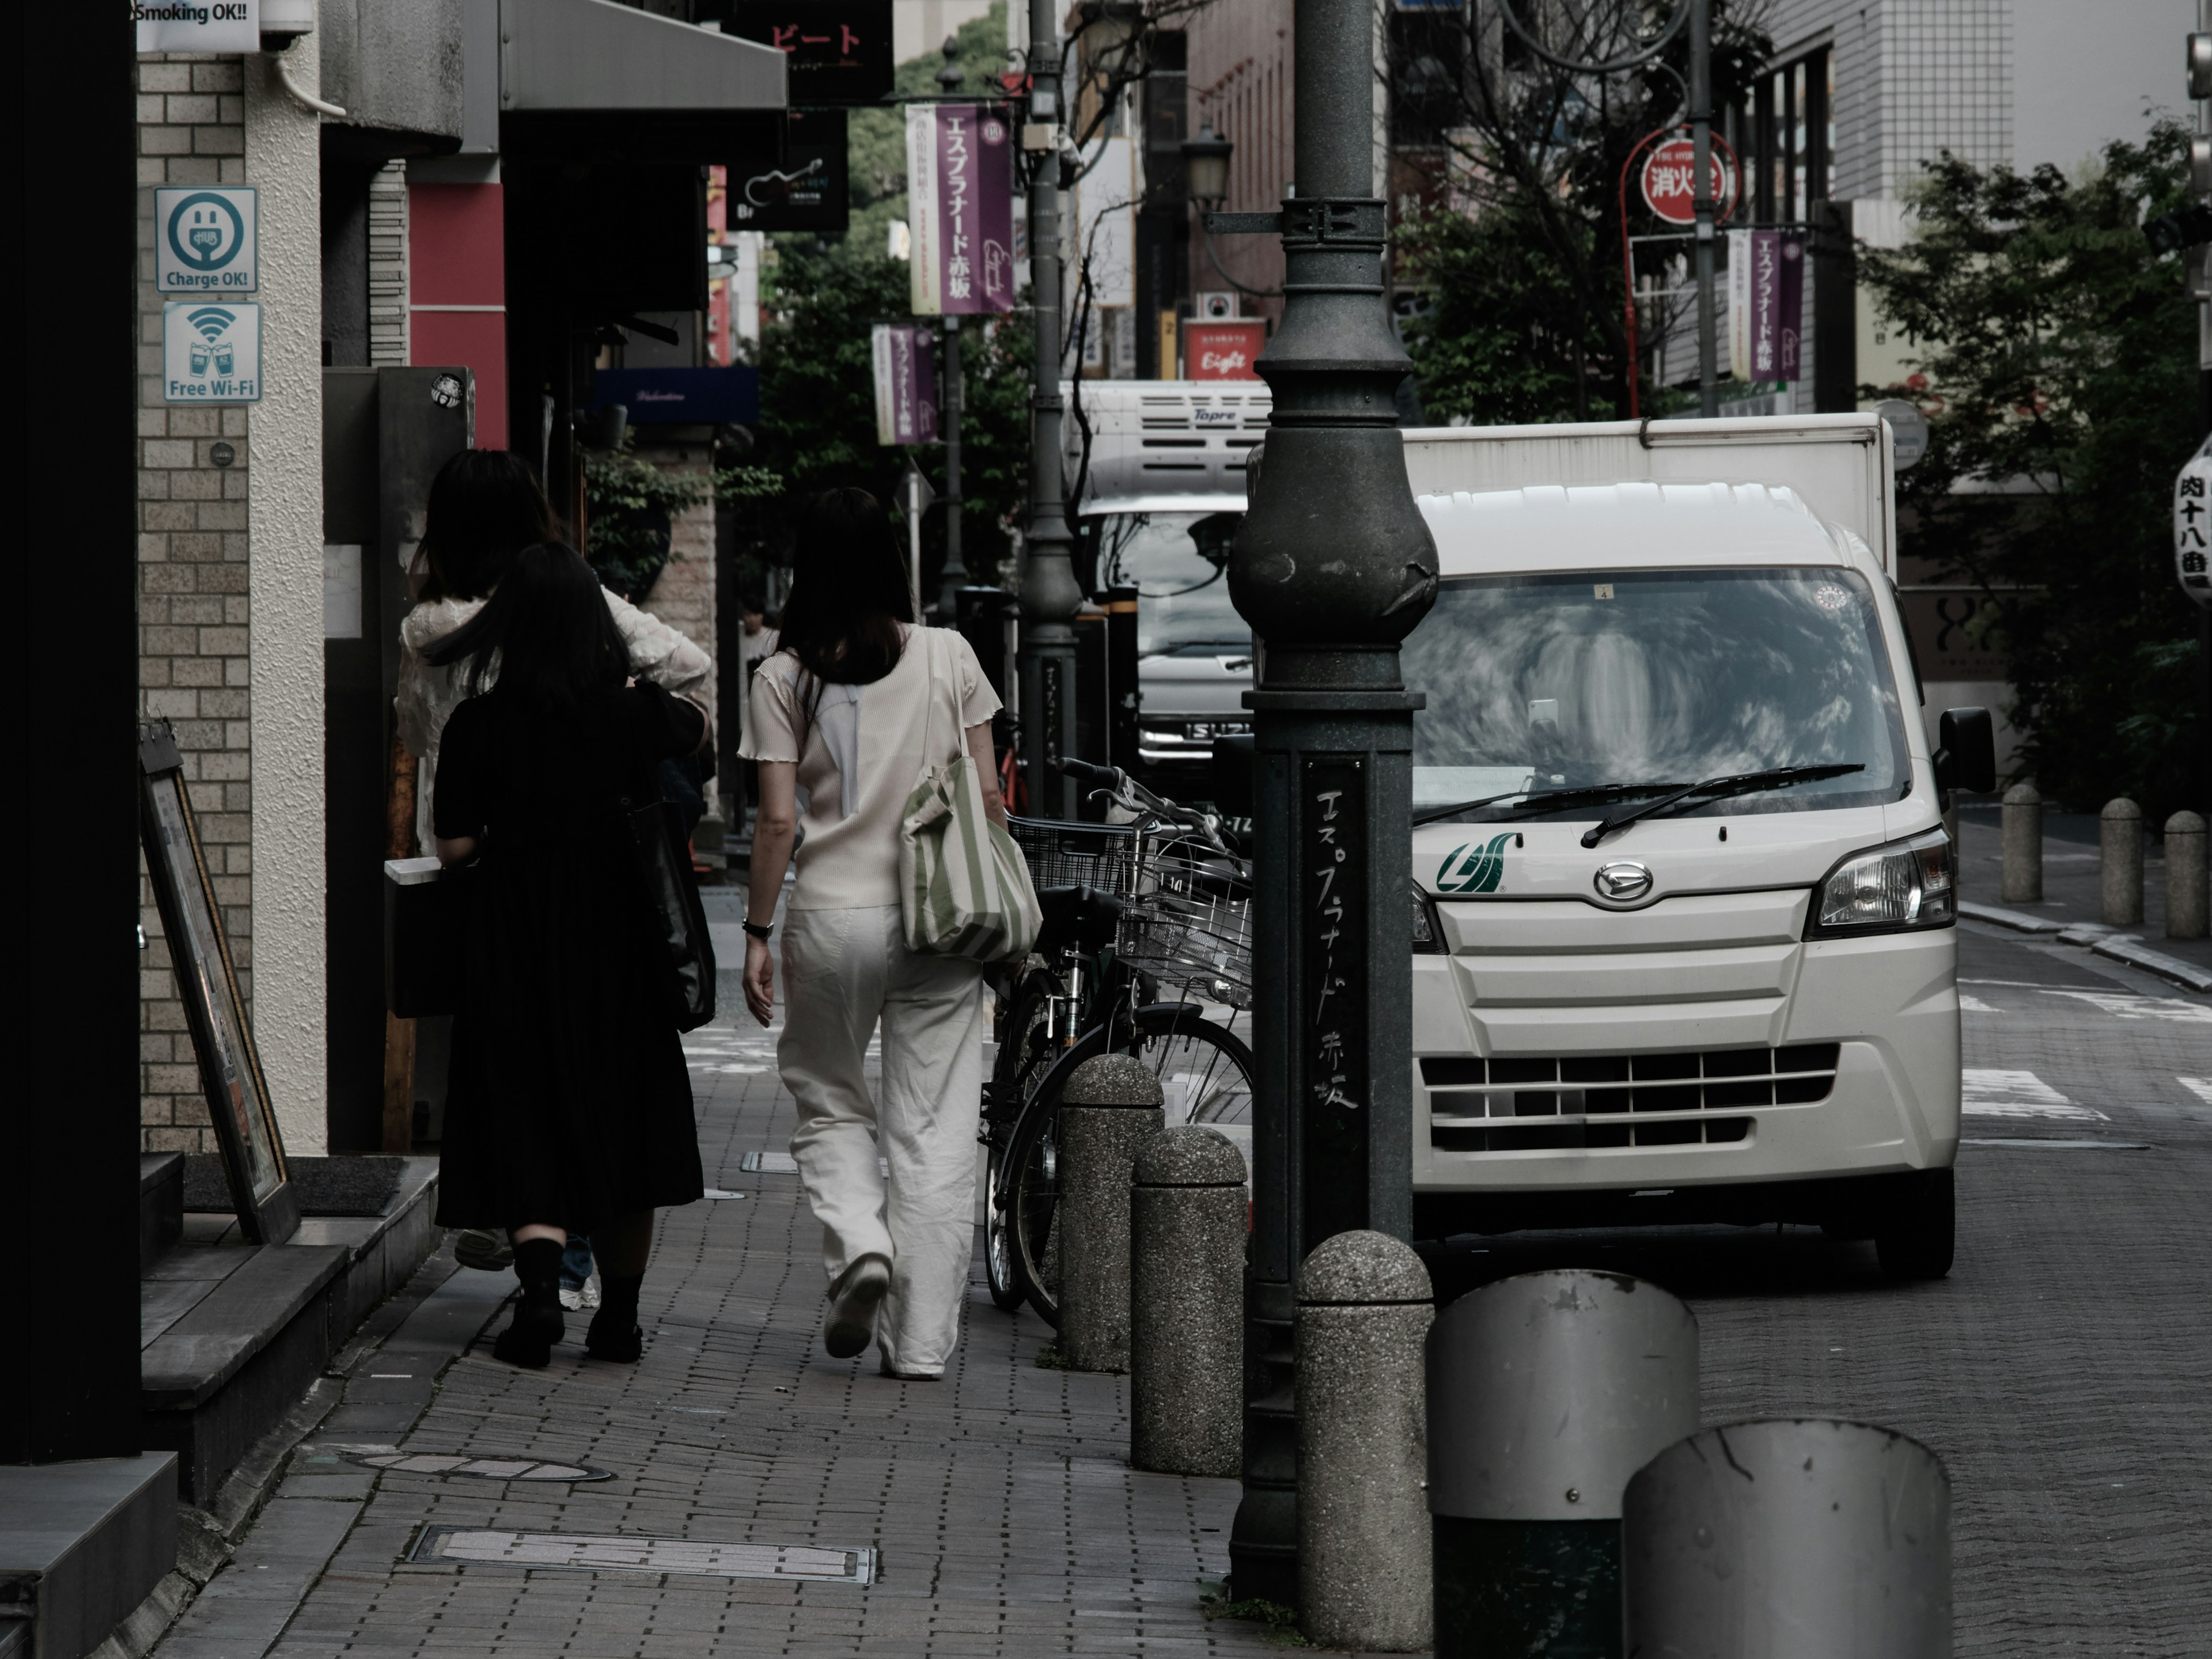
<box><xmin>1395</xmin><ymin>416</ymin><xmax>1994</xmax><ymax>1277</ymax></box>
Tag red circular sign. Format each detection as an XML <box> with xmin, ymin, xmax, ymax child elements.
<box><xmin>1640</xmin><ymin>137</ymin><xmax>1738</xmax><ymax>225</ymax></box>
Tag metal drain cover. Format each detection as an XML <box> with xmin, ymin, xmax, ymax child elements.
<box><xmin>741</xmin><ymin>1150</ymin><xmax>885</xmax><ymax>1176</ymax></box>
<box><xmin>407</xmin><ymin>1527</ymin><xmax>876</xmax><ymax>1583</ymax></box>
<box><xmin>350</xmin><ymin>1453</ymin><xmax>611</xmax><ymax>1482</ymax></box>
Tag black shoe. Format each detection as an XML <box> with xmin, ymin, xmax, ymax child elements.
<box><xmin>585</xmin><ymin>1272</ymin><xmax>645</xmax><ymax>1362</ymax></box>
<box><xmin>491</xmin><ymin>1238</ymin><xmax>566</xmax><ymax>1369</ymax></box>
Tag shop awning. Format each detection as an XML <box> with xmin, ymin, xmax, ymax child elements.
<box><xmin>500</xmin><ymin>0</ymin><xmax>786</xmax><ymax>113</ymax></box>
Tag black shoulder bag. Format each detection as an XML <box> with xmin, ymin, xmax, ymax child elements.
<box><xmin>620</xmin><ymin>796</ymin><xmax>718</xmax><ymax>1032</ymax></box>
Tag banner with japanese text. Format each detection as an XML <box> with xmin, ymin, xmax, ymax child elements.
<box><xmin>872</xmin><ymin>322</ymin><xmax>938</xmax><ymax>445</ymax></box>
<box><xmin>904</xmin><ymin>104</ymin><xmax>1014</xmax><ymax>316</ymax></box>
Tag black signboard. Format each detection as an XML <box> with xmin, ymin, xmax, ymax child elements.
<box><xmin>1301</xmin><ymin>757</ymin><xmax>1369</xmax><ymax>1251</ymax></box>
<box><xmin>728</xmin><ymin>108</ymin><xmax>849</xmax><ymax>233</ymax></box>
<box><xmin>716</xmin><ymin>0</ymin><xmax>893</xmax><ymax>105</ymax></box>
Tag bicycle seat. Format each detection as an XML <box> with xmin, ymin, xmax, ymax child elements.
<box><xmin>1035</xmin><ymin>884</ymin><xmax>1122</xmax><ymax>959</ymax></box>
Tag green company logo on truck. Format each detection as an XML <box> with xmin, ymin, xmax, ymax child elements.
<box><xmin>1436</xmin><ymin>835</ymin><xmax>1513</xmax><ymax>895</ymax></box>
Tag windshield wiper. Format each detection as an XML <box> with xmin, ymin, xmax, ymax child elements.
<box><xmin>1578</xmin><ymin>764</ymin><xmax>1865</xmax><ymax>849</ymax></box>
<box><xmin>1412</xmin><ymin>781</ymin><xmax>1688</xmax><ymax>828</ymax></box>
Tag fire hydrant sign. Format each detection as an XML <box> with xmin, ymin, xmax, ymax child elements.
<box><xmin>156</xmin><ymin>188</ymin><xmax>257</xmax><ymax>294</ymax></box>
<box><xmin>1641</xmin><ymin>136</ymin><xmax>1736</xmax><ymax>226</ymax></box>
<box><xmin>2174</xmin><ymin>438</ymin><xmax>2212</xmax><ymax>609</ymax></box>
<box><xmin>162</xmin><ymin>303</ymin><xmax>262</xmax><ymax>403</ymax></box>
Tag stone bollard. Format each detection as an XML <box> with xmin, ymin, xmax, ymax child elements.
<box><xmin>2166</xmin><ymin>811</ymin><xmax>2209</xmax><ymax>939</ymax></box>
<box><xmin>2101</xmin><ymin>797</ymin><xmax>2144</xmax><ymax>926</ymax></box>
<box><xmin>1056</xmin><ymin>1054</ymin><xmax>1164</xmax><ymax>1373</ymax></box>
<box><xmin>2000</xmin><ymin>781</ymin><xmax>2043</xmax><ymax>904</ymax></box>
<box><xmin>1623</xmin><ymin>1419</ymin><xmax>1950</xmax><ymax>1658</ymax></box>
<box><xmin>1129</xmin><ymin>1126</ymin><xmax>1245</xmax><ymax>1478</ymax></box>
<box><xmin>1296</xmin><ymin>1230</ymin><xmax>1433</xmax><ymax>1653</ymax></box>
<box><xmin>1426</xmin><ymin>1270</ymin><xmax>1699</xmax><ymax>1659</ymax></box>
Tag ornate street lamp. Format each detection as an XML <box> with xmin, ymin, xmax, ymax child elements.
<box><xmin>1180</xmin><ymin>119</ymin><xmax>1232</xmax><ymax>208</ymax></box>
<box><xmin>1219</xmin><ymin>0</ymin><xmax>1439</xmax><ymax>1604</ymax></box>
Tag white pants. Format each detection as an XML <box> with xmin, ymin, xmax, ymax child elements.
<box><xmin>778</xmin><ymin>904</ymin><xmax>984</xmax><ymax>1374</ymax></box>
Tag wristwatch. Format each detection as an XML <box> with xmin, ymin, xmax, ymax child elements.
<box><xmin>742</xmin><ymin>919</ymin><xmax>774</xmax><ymax>942</ymax></box>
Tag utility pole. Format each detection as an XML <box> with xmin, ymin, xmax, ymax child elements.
<box><xmin>2195</xmin><ymin>5</ymin><xmax>2212</xmax><ymax>804</ymax></box>
<box><xmin>1220</xmin><ymin>0</ymin><xmax>1438</xmax><ymax>1601</ymax></box>
<box><xmin>1017</xmin><ymin>0</ymin><xmax>1082</xmax><ymax>819</ymax></box>
<box><xmin>936</xmin><ymin>39</ymin><xmax>970</xmax><ymax>625</ymax></box>
<box><xmin>1691</xmin><ymin>0</ymin><xmax>1718</xmax><ymax>416</ymax></box>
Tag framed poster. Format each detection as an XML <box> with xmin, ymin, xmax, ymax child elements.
<box><xmin>138</xmin><ymin>721</ymin><xmax>299</xmax><ymax>1245</ymax></box>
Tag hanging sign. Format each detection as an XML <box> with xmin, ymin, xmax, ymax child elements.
<box><xmin>155</xmin><ymin>187</ymin><xmax>257</xmax><ymax>294</ymax></box>
<box><xmin>135</xmin><ymin>0</ymin><xmax>259</xmax><ymax>52</ymax></box>
<box><xmin>871</xmin><ymin>323</ymin><xmax>938</xmax><ymax>445</ymax></box>
<box><xmin>1185</xmin><ymin>319</ymin><xmax>1264</xmax><ymax>381</ymax></box>
<box><xmin>1641</xmin><ymin>135</ymin><xmax>1738</xmax><ymax>226</ymax></box>
<box><xmin>722</xmin><ymin>0</ymin><xmax>893</xmax><ymax>104</ymax></box>
<box><xmin>727</xmin><ymin>109</ymin><xmax>849</xmax><ymax>233</ymax></box>
<box><xmin>162</xmin><ymin>302</ymin><xmax>262</xmax><ymax>403</ymax></box>
<box><xmin>2173</xmin><ymin>438</ymin><xmax>2212</xmax><ymax>609</ymax></box>
<box><xmin>905</xmin><ymin>103</ymin><xmax>1015</xmax><ymax>317</ymax></box>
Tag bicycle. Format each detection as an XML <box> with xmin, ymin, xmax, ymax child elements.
<box><xmin>980</xmin><ymin>759</ymin><xmax>1256</xmax><ymax>1327</ymax></box>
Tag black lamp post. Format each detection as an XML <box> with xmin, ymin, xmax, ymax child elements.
<box><xmin>1219</xmin><ymin>0</ymin><xmax>1438</xmax><ymax>1604</ymax></box>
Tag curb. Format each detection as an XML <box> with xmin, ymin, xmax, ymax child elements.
<box><xmin>1960</xmin><ymin>902</ymin><xmax>2212</xmax><ymax>993</ymax></box>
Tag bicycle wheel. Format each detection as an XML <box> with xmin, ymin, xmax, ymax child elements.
<box><xmin>1003</xmin><ymin>1007</ymin><xmax>1256</xmax><ymax>1328</ymax></box>
<box><xmin>983</xmin><ymin>972</ymin><xmax>1059</xmax><ymax>1313</ymax></box>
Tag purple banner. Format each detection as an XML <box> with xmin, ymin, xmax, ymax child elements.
<box><xmin>906</xmin><ymin>103</ymin><xmax>1013</xmax><ymax>316</ymax></box>
<box><xmin>871</xmin><ymin>322</ymin><xmax>938</xmax><ymax>445</ymax></box>
<box><xmin>1778</xmin><ymin>233</ymin><xmax>1804</xmax><ymax>384</ymax></box>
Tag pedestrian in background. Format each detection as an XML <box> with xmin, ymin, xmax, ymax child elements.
<box><xmin>429</xmin><ymin>543</ymin><xmax>710</xmax><ymax>1368</ymax></box>
<box><xmin>399</xmin><ymin>449</ymin><xmax>710</xmax><ymax>853</ymax></box>
<box><xmin>740</xmin><ymin>489</ymin><xmax>1005</xmax><ymax>1380</ymax></box>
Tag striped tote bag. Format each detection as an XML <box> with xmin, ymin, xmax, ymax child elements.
<box><xmin>897</xmin><ymin>630</ymin><xmax>1043</xmax><ymax>963</ymax></box>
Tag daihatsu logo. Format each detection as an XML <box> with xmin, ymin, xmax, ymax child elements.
<box><xmin>1593</xmin><ymin>861</ymin><xmax>1653</xmax><ymax>902</ymax></box>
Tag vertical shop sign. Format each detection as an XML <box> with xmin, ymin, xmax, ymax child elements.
<box><xmin>1777</xmin><ymin>233</ymin><xmax>1805</xmax><ymax>383</ymax></box>
<box><xmin>906</xmin><ymin>104</ymin><xmax>1014</xmax><ymax>316</ymax></box>
<box><xmin>1301</xmin><ymin>759</ymin><xmax>1368</xmax><ymax>1251</ymax></box>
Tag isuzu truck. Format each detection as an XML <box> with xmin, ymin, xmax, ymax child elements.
<box><xmin>1394</xmin><ymin>415</ymin><xmax>1993</xmax><ymax>1277</ymax></box>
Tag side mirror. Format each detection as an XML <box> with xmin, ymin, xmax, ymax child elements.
<box><xmin>1935</xmin><ymin>707</ymin><xmax>1995</xmax><ymax>795</ymax></box>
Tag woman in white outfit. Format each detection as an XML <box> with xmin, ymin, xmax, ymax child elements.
<box><xmin>396</xmin><ymin>450</ymin><xmax>711</xmax><ymax>852</ymax></box>
<box><xmin>739</xmin><ymin>488</ymin><xmax>1004</xmax><ymax>1380</ymax></box>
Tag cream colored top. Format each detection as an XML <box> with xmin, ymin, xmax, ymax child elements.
<box><xmin>742</xmin><ymin>626</ymin><xmax>1001</xmax><ymax>910</ymax></box>
<box><xmin>397</xmin><ymin>588</ymin><xmax>712</xmax><ymax>850</ymax></box>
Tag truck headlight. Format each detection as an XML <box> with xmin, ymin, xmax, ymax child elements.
<box><xmin>1412</xmin><ymin>887</ymin><xmax>1446</xmax><ymax>954</ymax></box>
<box><xmin>1807</xmin><ymin>827</ymin><xmax>1956</xmax><ymax>937</ymax></box>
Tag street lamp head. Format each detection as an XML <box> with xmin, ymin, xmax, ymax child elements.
<box><xmin>1078</xmin><ymin>0</ymin><xmax>1145</xmax><ymax>71</ymax></box>
<box><xmin>1183</xmin><ymin>119</ymin><xmax>1233</xmax><ymax>206</ymax></box>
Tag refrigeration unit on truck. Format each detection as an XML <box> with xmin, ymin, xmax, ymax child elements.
<box><xmin>1062</xmin><ymin>381</ymin><xmax>1268</xmax><ymax>784</ymax></box>
<box><xmin>1392</xmin><ymin>415</ymin><xmax>1994</xmax><ymax>1277</ymax></box>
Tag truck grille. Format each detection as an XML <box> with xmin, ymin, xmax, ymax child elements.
<box><xmin>1422</xmin><ymin>1044</ymin><xmax>1838</xmax><ymax>1152</ymax></box>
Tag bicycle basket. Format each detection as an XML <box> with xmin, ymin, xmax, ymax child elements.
<box><xmin>1007</xmin><ymin>815</ymin><xmax>1138</xmax><ymax>897</ymax></box>
<box><xmin>1116</xmin><ymin>849</ymin><xmax>1253</xmax><ymax>1009</ymax></box>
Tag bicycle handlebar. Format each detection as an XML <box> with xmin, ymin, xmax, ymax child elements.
<box><xmin>1047</xmin><ymin>756</ymin><xmax>1243</xmax><ymax>868</ymax></box>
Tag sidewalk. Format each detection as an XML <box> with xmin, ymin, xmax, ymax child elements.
<box><xmin>154</xmin><ymin>996</ymin><xmax>1290</xmax><ymax>1659</ymax></box>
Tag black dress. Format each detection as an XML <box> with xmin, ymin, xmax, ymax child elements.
<box><xmin>431</xmin><ymin>680</ymin><xmax>708</xmax><ymax>1232</ymax></box>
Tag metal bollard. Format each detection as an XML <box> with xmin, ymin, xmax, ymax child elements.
<box><xmin>1129</xmin><ymin>1126</ymin><xmax>1245</xmax><ymax>1478</ymax></box>
<box><xmin>1296</xmin><ymin>1230</ymin><xmax>1433</xmax><ymax>1653</ymax></box>
<box><xmin>1426</xmin><ymin>1270</ymin><xmax>1699</xmax><ymax>1659</ymax></box>
<box><xmin>2101</xmin><ymin>797</ymin><xmax>2144</xmax><ymax>926</ymax></box>
<box><xmin>1623</xmin><ymin>1419</ymin><xmax>1950</xmax><ymax>1658</ymax></box>
<box><xmin>2000</xmin><ymin>781</ymin><xmax>2043</xmax><ymax>903</ymax></box>
<box><xmin>1056</xmin><ymin>1054</ymin><xmax>1164</xmax><ymax>1373</ymax></box>
<box><xmin>2165</xmin><ymin>811</ymin><xmax>2209</xmax><ymax>939</ymax></box>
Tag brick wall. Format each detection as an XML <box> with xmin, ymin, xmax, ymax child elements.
<box><xmin>137</xmin><ymin>54</ymin><xmax>252</xmax><ymax>1154</ymax></box>
<box><xmin>633</xmin><ymin>435</ymin><xmax>720</xmax><ymax>725</ymax></box>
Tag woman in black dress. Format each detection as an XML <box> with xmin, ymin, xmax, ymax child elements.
<box><xmin>429</xmin><ymin>543</ymin><xmax>709</xmax><ymax>1368</ymax></box>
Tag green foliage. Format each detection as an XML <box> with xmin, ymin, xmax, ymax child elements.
<box><xmin>585</xmin><ymin>444</ymin><xmax>786</xmax><ymax>600</ymax></box>
<box><xmin>1856</xmin><ymin>122</ymin><xmax>2204</xmax><ymax>816</ymax></box>
<box><xmin>1196</xmin><ymin>1582</ymin><xmax>1308</xmax><ymax>1646</ymax></box>
<box><xmin>1391</xmin><ymin>1</ymin><xmax>1769</xmax><ymax>422</ymax></box>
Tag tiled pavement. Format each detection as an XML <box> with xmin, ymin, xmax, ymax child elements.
<box><xmin>219</xmin><ymin>1014</ymin><xmax>1288</xmax><ymax>1658</ymax></box>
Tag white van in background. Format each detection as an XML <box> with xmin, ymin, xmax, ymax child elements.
<box><xmin>1062</xmin><ymin>381</ymin><xmax>1267</xmax><ymax>775</ymax></box>
<box><xmin>1395</xmin><ymin>416</ymin><xmax>1993</xmax><ymax>1275</ymax></box>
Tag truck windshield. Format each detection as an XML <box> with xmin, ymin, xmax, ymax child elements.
<box><xmin>1403</xmin><ymin>567</ymin><xmax>1911</xmax><ymax>821</ymax></box>
<box><xmin>1089</xmin><ymin>512</ymin><xmax>1249</xmax><ymax>655</ymax></box>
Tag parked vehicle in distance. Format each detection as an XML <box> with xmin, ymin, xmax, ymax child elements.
<box><xmin>1394</xmin><ymin>415</ymin><xmax>1994</xmax><ymax>1277</ymax></box>
<box><xmin>1063</xmin><ymin>381</ymin><xmax>1267</xmax><ymax>787</ymax></box>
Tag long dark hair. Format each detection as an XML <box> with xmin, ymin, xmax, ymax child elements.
<box><xmin>776</xmin><ymin>488</ymin><xmax>914</xmax><ymax>686</ymax></box>
<box><xmin>420</xmin><ymin>449</ymin><xmax>562</xmax><ymax>601</ymax></box>
<box><xmin>426</xmin><ymin>543</ymin><xmax>627</xmax><ymax>713</ymax></box>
